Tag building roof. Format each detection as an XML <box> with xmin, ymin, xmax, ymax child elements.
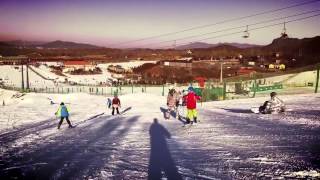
<box><xmin>64</xmin><ymin>60</ymin><xmax>91</xmax><ymax>66</ymax></box>
<box><xmin>162</xmin><ymin>60</ymin><xmax>193</xmax><ymax>63</ymax></box>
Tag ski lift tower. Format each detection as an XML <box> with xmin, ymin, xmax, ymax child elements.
<box><xmin>281</xmin><ymin>22</ymin><xmax>288</xmax><ymax>39</ymax></box>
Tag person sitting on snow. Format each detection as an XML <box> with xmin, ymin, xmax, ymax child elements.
<box><xmin>112</xmin><ymin>94</ymin><xmax>121</xmax><ymax>115</ymax></box>
<box><xmin>55</xmin><ymin>102</ymin><xmax>73</xmax><ymax>129</ymax></box>
<box><xmin>184</xmin><ymin>86</ymin><xmax>201</xmax><ymax>124</ymax></box>
<box><xmin>259</xmin><ymin>92</ymin><xmax>286</xmax><ymax>114</ymax></box>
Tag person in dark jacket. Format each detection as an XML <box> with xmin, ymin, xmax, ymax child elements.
<box><xmin>112</xmin><ymin>95</ymin><xmax>121</xmax><ymax>115</ymax></box>
<box><xmin>55</xmin><ymin>102</ymin><xmax>73</xmax><ymax>129</ymax></box>
<box><xmin>107</xmin><ymin>98</ymin><xmax>112</xmax><ymax>109</ymax></box>
<box><xmin>259</xmin><ymin>92</ymin><xmax>285</xmax><ymax>114</ymax></box>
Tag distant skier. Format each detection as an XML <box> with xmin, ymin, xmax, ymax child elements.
<box><xmin>166</xmin><ymin>88</ymin><xmax>178</xmax><ymax>119</ymax></box>
<box><xmin>259</xmin><ymin>92</ymin><xmax>286</xmax><ymax>114</ymax></box>
<box><xmin>107</xmin><ymin>97</ymin><xmax>112</xmax><ymax>109</ymax></box>
<box><xmin>184</xmin><ymin>86</ymin><xmax>201</xmax><ymax>124</ymax></box>
<box><xmin>112</xmin><ymin>94</ymin><xmax>121</xmax><ymax>115</ymax></box>
<box><xmin>55</xmin><ymin>102</ymin><xmax>73</xmax><ymax>129</ymax></box>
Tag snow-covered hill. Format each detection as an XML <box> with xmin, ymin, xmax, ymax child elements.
<box><xmin>0</xmin><ymin>89</ymin><xmax>319</xmax><ymax>179</ymax></box>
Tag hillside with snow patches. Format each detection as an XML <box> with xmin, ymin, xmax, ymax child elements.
<box><xmin>0</xmin><ymin>61</ymin><xmax>156</xmax><ymax>87</ymax></box>
<box><xmin>0</xmin><ymin>88</ymin><xmax>319</xmax><ymax>179</ymax></box>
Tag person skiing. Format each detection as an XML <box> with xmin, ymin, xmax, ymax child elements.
<box><xmin>107</xmin><ymin>97</ymin><xmax>112</xmax><ymax>109</ymax></box>
<box><xmin>55</xmin><ymin>102</ymin><xmax>73</xmax><ymax>129</ymax></box>
<box><xmin>166</xmin><ymin>88</ymin><xmax>178</xmax><ymax>119</ymax></box>
<box><xmin>112</xmin><ymin>94</ymin><xmax>121</xmax><ymax>115</ymax></box>
<box><xmin>184</xmin><ymin>86</ymin><xmax>201</xmax><ymax>124</ymax></box>
<box><xmin>259</xmin><ymin>92</ymin><xmax>286</xmax><ymax>114</ymax></box>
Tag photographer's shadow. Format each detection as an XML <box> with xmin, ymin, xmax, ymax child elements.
<box><xmin>148</xmin><ymin>118</ymin><xmax>182</xmax><ymax>180</ymax></box>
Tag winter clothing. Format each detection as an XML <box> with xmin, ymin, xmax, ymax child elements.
<box><xmin>112</xmin><ymin>96</ymin><xmax>121</xmax><ymax>115</ymax></box>
<box><xmin>167</xmin><ymin>92</ymin><xmax>178</xmax><ymax>108</ymax></box>
<box><xmin>55</xmin><ymin>103</ymin><xmax>72</xmax><ymax>129</ymax></box>
<box><xmin>166</xmin><ymin>90</ymin><xmax>179</xmax><ymax>119</ymax></box>
<box><xmin>188</xmin><ymin>86</ymin><xmax>194</xmax><ymax>92</ymax></box>
<box><xmin>112</xmin><ymin>97</ymin><xmax>121</xmax><ymax>106</ymax></box>
<box><xmin>185</xmin><ymin>91</ymin><xmax>201</xmax><ymax>109</ymax></box>
<box><xmin>56</xmin><ymin>105</ymin><xmax>70</xmax><ymax>118</ymax></box>
<box><xmin>259</xmin><ymin>96</ymin><xmax>285</xmax><ymax>114</ymax></box>
<box><xmin>107</xmin><ymin>98</ymin><xmax>112</xmax><ymax>109</ymax></box>
<box><xmin>183</xmin><ymin>91</ymin><xmax>201</xmax><ymax>123</ymax></box>
<box><xmin>58</xmin><ymin>116</ymin><xmax>72</xmax><ymax>129</ymax></box>
<box><xmin>187</xmin><ymin>109</ymin><xmax>198</xmax><ymax>122</ymax></box>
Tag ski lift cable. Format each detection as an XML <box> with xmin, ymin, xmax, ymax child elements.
<box><xmin>110</xmin><ymin>0</ymin><xmax>320</xmax><ymax>47</ymax></box>
<box><xmin>157</xmin><ymin>13</ymin><xmax>320</xmax><ymax>49</ymax></box>
<box><xmin>133</xmin><ymin>9</ymin><xmax>320</xmax><ymax>48</ymax></box>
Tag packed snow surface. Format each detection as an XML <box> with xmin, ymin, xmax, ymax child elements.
<box><xmin>0</xmin><ymin>89</ymin><xmax>319</xmax><ymax>179</ymax></box>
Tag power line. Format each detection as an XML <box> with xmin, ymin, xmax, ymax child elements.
<box><xmin>111</xmin><ymin>0</ymin><xmax>320</xmax><ymax>47</ymax></box>
<box><xmin>135</xmin><ymin>9</ymin><xmax>320</xmax><ymax>48</ymax></box>
<box><xmin>158</xmin><ymin>13</ymin><xmax>320</xmax><ymax>49</ymax></box>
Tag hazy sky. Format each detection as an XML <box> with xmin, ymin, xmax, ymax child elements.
<box><xmin>0</xmin><ymin>0</ymin><xmax>319</xmax><ymax>48</ymax></box>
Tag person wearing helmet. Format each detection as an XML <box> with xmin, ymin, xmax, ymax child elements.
<box><xmin>184</xmin><ymin>86</ymin><xmax>201</xmax><ymax>124</ymax></box>
<box><xmin>55</xmin><ymin>102</ymin><xmax>73</xmax><ymax>129</ymax></box>
<box><xmin>112</xmin><ymin>94</ymin><xmax>121</xmax><ymax>115</ymax></box>
<box><xmin>259</xmin><ymin>92</ymin><xmax>285</xmax><ymax>114</ymax></box>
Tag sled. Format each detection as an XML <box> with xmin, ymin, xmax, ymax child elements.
<box><xmin>251</xmin><ymin>107</ymin><xmax>260</xmax><ymax>114</ymax></box>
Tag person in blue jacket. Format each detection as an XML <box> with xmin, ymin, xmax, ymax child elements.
<box><xmin>55</xmin><ymin>102</ymin><xmax>73</xmax><ymax>129</ymax></box>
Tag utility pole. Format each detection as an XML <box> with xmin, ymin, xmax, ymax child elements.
<box><xmin>220</xmin><ymin>58</ymin><xmax>223</xmax><ymax>83</ymax></box>
<box><xmin>315</xmin><ymin>65</ymin><xmax>320</xmax><ymax>93</ymax></box>
<box><xmin>26</xmin><ymin>59</ymin><xmax>30</xmax><ymax>90</ymax></box>
<box><xmin>21</xmin><ymin>61</ymin><xmax>25</xmax><ymax>90</ymax></box>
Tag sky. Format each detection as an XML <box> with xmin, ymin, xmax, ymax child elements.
<box><xmin>0</xmin><ymin>0</ymin><xmax>319</xmax><ymax>48</ymax></box>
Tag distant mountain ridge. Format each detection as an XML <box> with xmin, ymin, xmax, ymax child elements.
<box><xmin>40</xmin><ymin>40</ymin><xmax>101</xmax><ymax>49</ymax></box>
<box><xmin>0</xmin><ymin>40</ymin><xmax>101</xmax><ymax>49</ymax></box>
<box><xmin>176</xmin><ymin>42</ymin><xmax>260</xmax><ymax>49</ymax></box>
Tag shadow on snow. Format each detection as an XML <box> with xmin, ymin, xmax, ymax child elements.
<box><xmin>0</xmin><ymin>115</ymin><xmax>139</xmax><ymax>179</ymax></box>
<box><xmin>148</xmin><ymin>118</ymin><xmax>182</xmax><ymax>180</ymax></box>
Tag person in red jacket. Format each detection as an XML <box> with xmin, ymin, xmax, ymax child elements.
<box><xmin>183</xmin><ymin>86</ymin><xmax>201</xmax><ymax>124</ymax></box>
<box><xmin>112</xmin><ymin>94</ymin><xmax>121</xmax><ymax>115</ymax></box>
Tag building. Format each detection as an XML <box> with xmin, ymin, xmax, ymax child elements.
<box><xmin>160</xmin><ymin>60</ymin><xmax>192</xmax><ymax>68</ymax></box>
<box><xmin>269</xmin><ymin>64</ymin><xmax>275</xmax><ymax>69</ymax></box>
<box><xmin>279</xmin><ymin>64</ymin><xmax>286</xmax><ymax>70</ymax></box>
<box><xmin>248</xmin><ymin>61</ymin><xmax>256</xmax><ymax>66</ymax></box>
<box><xmin>107</xmin><ymin>65</ymin><xmax>132</xmax><ymax>73</ymax></box>
<box><xmin>63</xmin><ymin>60</ymin><xmax>96</xmax><ymax>73</ymax></box>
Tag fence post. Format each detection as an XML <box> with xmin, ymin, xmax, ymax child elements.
<box><xmin>315</xmin><ymin>65</ymin><xmax>320</xmax><ymax>93</ymax></box>
<box><xmin>223</xmin><ymin>82</ymin><xmax>226</xmax><ymax>100</ymax></box>
<box><xmin>132</xmin><ymin>84</ymin><xmax>134</xmax><ymax>94</ymax></box>
<box><xmin>252</xmin><ymin>74</ymin><xmax>257</xmax><ymax>98</ymax></box>
<box><xmin>162</xmin><ymin>84</ymin><xmax>165</xmax><ymax>96</ymax></box>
